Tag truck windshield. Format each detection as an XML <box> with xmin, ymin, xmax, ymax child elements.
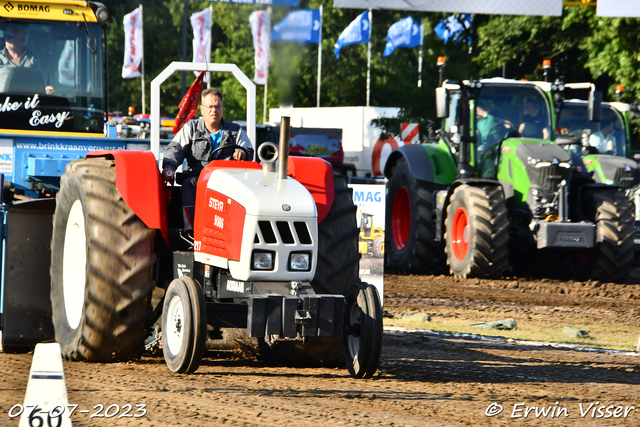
<box><xmin>557</xmin><ymin>102</ymin><xmax>627</xmax><ymax>157</ymax></box>
<box><xmin>0</xmin><ymin>20</ymin><xmax>103</xmax><ymax>134</ymax></box>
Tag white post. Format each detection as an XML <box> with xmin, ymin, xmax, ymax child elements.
<box><xmin>263</xmin><ymin>6</ymin><xmax>271</xmax><ymax>124</ymax></box>
<box><xmin>207</xmin><ymin>5</ymin><xmax>212</xmax><ymax>89</ymax></box>
<box><xmin>316</xmin><ymin>5</ymin><xmax>323</xmax><ymax>108</ymax></box>
<box><xmin>140</xmin><ymin>4</ymin><xmax>146</xmax><ymax>114</ymax></box>
<box><xmin>417</xmin><ymin>22</ymin><xmax>424</xmax><ymax>88</ymax></box>
<box><xmin>151</xmin><ymin>62</ymin><xmax>256</xmax><ymax>166</ymax></box>
<box><xmin>366</xmin><ymin>9</ymin><xmax>372</xmax><ymax>107</ymax></box>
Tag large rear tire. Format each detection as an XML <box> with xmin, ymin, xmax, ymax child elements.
<box><xmin>591</xmin><ymin>190</ymin><xmax>634</xmax><ymax>282</ymax></box>
<box><xmin>385</xmin><ymin>158</ymin><xmax>445</xmax><ymax>274</ymax></box>
<box><xmin>445</xmin><ymin>185</ymin><xmax>509</xmax><ymax>278</ymax></box>
<box><xmin>259</xmin><ymin>173</ymin><xmax>360</xmax><ymax>367</ymax></box>
<box><xmin>50</xmin><ymin>158</ymin><xmax>156</xmax><ymax>361</ymax></box>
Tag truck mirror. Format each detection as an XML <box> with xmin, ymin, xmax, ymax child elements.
<box><xmin>436</xmin><ymin>87</ymin><xmax>450</xmax><ymax>119</ymax></box>
<box><xmin>588</xmin><ymin>90</ymin><xmax>602</xmax><ymax>122</ymax></box>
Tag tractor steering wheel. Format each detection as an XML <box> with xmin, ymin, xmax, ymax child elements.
<box><xmin>210</xmin><ymin>144</ymin><xmax>249</xmax><ymax>160</ymax></box>
<box><xmin>488</xmin><ymin>120</ymin><xmax>518</xmax><ymax>145</ymax></box>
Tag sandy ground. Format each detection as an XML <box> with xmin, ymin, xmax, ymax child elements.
<box><xmin>1</xmin><ymin>272</ymin><xmax>639</xmax><ymax>427</ymax></box>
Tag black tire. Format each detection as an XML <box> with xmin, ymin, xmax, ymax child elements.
<box><xmin>344</xmin><ymin>283</ymin><xmax>383</xmax><ymax>378</ymax></box>
<box><xmin>183</xmin><ymin>277</ymin><xmax>207</xmax><ymax>373</ymax></box>
<box><xmin>258</xmin><ymin>173</ymin><xmax>360</xmax><ymax>367</ymax></box>
<box><xmin>50</xmin><ymin>158</ymin><xmax>156</xmax><ymax>361</ymax></box>
<box><xmin>445</xmin><ymin>185</ymin><xmax>509</xmax><ymax>278</ymax></box>
<box><xmin>385</xmin><ymin>158</ymin><xmax>445</xmax><ymax>274</ymax></box>
<box><xmin>591</xmin><ymin>190</ymin><xmax>634</xmax><ymax>282</ymax></box>
<box><xmin>372</xmin><ymin>237</ymin><xmax>384</xmax><ymax>258</ymax></box>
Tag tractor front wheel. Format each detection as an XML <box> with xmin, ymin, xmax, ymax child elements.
<box><xmin>445</xmin><ymin>185</ymin><xmax>509</xmax><ymax>278</ymax></box>
<box><xmin>50</xmin><ymin>158</ymin><xmax>156</xmax><ymax>361</ymax></box>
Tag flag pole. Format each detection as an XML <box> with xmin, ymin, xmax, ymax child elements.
<box><xmin>264</xmin><ymin>7</ymin><xmax>271</xmax><ymax>124</ymax></box>
<box><xmin>417</xmin><ymin>21</ymin><xmax>424</xmax><ymax>88</ymax></box>
<box><xmin>140</xmin><ymin>4</ymin><xmax>146</xmax><ymax>114</ymax></box>
<box><xmin>316</xmin><ymin>5</ymin><xmax>323</xmax><ymax>108</ymax></box>
<box><xmin>207</xmin><ymin>5</ymin><xmax>212</xmax><ymax>89</ymax></box>
<box><xmin>366</xmin><ymin>9</ymin><xmax>372</xmax><ymax>107</ymax></box>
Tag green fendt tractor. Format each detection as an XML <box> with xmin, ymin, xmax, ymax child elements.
<box><xmin>556</xmin><ymin>86</ymin><xmax>640</xmax><ymax>249</ymax></box>
<box><xmin>384</xmin><ymin>79</ymin><xmax>635</xmax><ymax>282</ymax></box>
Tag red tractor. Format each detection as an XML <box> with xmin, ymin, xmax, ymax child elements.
<box><xmin>47</xmin><ymin>62</ymin><xmax>382</xmax><ymax>377</ymax></box>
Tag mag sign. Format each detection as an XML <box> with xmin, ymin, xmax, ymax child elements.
<box><xmin>349</xmin><ymin>183</ymin><xmax>385</xmax><ymax>304</ymax></box>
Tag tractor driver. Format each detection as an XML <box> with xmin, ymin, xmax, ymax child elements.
<box><xmin>162</xmin><ymin>87</ymin><xmax>254</xmax><ymax>231</ymax></box>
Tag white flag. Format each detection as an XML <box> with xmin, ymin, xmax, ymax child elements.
<box><xmin>57</xmin><ymin>40</ymin><xmax>75</xmax><ymax>86</ymax></box>
<box><xmin>191</xmin><ymin>8</ymin><xmax>212</xmax><ymax>82</ymax></box>
<box><xmin>122</xmin><ymin>6</ymin><xmax>143</xmax><ymax>79</ymax></box>
<box><xmin>250</xmin><ymin>10</ymin><xmax>271</xmax><ymax>85</ymax></box>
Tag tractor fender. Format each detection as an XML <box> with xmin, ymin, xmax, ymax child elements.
<box><xmin>86</xmin><ymin>150</ymin><xmax>169</xmax><ymax>246</ymax></box>
<box><xmin>287</xmin><ymin>156</ymin><xmax>334</xmax><ymax>223</ymax></box>
<box><xmin>384</xmin><ymin>144</ymin><xmax>435</xmax><ymax>181</ymax></box>
<box><xmin>384</xmin><ymin>143</ymin><xmax>457</xmax><ymax>185</ymax></box>
<box><xmin>436</xmin><ymin>179</ymin><xmax>512</xmax><ymax>241</ymax></box>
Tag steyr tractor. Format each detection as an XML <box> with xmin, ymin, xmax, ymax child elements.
<box><xmin>384</xmin><ymin>78</ymin><xmax>635</xmax><ymax>282</ymax></box>
<box><xmin>3</xmin><ymin>63</ymin><xmax>383</xmax><ymax>379</ymax></box>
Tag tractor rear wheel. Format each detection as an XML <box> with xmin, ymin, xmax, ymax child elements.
<box><xmin>385</xmin><ymin>158</ymin><xmax>445</xmax><ymax>274</ymax></box>
<box><xmin>50</xmin><ymin>158</ymin><xmax>156</xmax><ymax>361</ymax></box>
<box><xmin>591</xmin><ymin>190</ymin><xmax>634</xmax><ymax>282</ymax></box>
<box><xmin>445</xmin><ymin>185</ymin><xmax>509</xmax><ymax>278</ymax></box>
<box><xmin>259</xmin><ymin>173</ymin><xmax>360</xmax><ymax>367</ymax></box>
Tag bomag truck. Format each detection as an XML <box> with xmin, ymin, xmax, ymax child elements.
<box><xmin>384</xmin><ymin>78</ymin><xmax>635</xmax><ymax>282</ymax></box>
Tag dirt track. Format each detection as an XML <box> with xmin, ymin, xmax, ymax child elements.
<box><xmin>1</xmin><ymin>273</ymin><xmax>639</xmax><ymax>426</ymax></box>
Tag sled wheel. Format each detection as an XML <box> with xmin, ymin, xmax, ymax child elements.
<box><xmin>445</xmin><ymin>185</ymin><xmax>509</xmax><ymax>278</ymax></box>
<box><xmin>162</xmin><ymin>277</ymin><xmax>206</xmax><ymax>373</ymax></box>
<box><xmin>344</xmin><ymin>283</ymin><xmax>383</xmax><ymax>379</ymax></box>
<box><xmin>50</xmin><ymin>158</ymin><xmax>155</xmax><ymax>361</ymax></box>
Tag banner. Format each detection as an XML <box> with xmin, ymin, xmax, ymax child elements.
<box><xmin>334</xmin><ymin>11</ymin><xmax>370</xmax><ymax>59</ymax></box>
<box><xmin>333</xmin><ymin>0</ymin><xmax>562</xmax><ymax>16</ymax></box>
<box><xmin>57</xmin><ymin>40</ymin><xmax>75</xmax><ymax>87</ymax></box>
<box><xmin>174</xmin><ymin>72</ymin><xmax>205</xmax><ymax>135</ymax></box>
<box><xmin>191</xmin><ymin>8</ymin><xmax>212</xmax><ymax>82</ymax></box>
<box><xmin>383</xmin><ymin>17</ymin><xmax>421</xmax><ymax>57</ymax></box>
<box><xmin>250</xmin><ymin>10</ymin><xmax>271</xmax><ymax>85</ymax></box>
<box><xmin>195</xmin><ymin>0</ymin><xmax>298</xmax><ymax>5</ymax></box>
<box><xmin>122</xmin><ymin>6</ymin><xmax>143</xmax><ymax>79</ymax></box>
<box><xmin>271</xmin><ymin>9</ymin><xmax>321</xmax><ymax>44</ymax></box>
<box><xmin>435</xmin><ymin>14</ymin><xmax>471</xmax><ymax>43</ymax></box>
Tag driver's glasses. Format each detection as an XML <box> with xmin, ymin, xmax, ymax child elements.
<box><xmin>202</xmin><ymin>104</ymin><xmax>223</xmax><ymax>111</ymax></box>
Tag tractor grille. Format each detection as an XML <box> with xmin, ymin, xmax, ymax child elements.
<box><xmin>612</xmin><ymin>167</ymin><xmax>636</xmax><ymax>189</ymax></box>
<box><xmin>256</xmin><ymin>220</ymin><xmax>312</xmax><ymax>245</ymax></box>
<box><xmin>526</xmin><ymin>163</ymin><xmax>572</xmax><ymax>193</ymax></box>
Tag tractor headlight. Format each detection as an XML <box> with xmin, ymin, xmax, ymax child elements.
<box><xmin>252</xmin><ymin>251</ymin><xmax>274</xmax><ymax>270</ymax></box>
<box><xmin>289</xmin><ymin>252</ymin><xmax>311</xmax><ymax>271</ymax></box>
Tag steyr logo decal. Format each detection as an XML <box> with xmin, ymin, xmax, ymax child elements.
<box><xmin>4</xmin><ymin>2</ymin><xmax>14</xmax><ymax>12</ymax></box>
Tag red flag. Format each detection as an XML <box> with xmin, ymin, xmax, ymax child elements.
<box><xmin>174</xmin><ymin>72</ymin><xmax>205</xmax><ymax>135</ymax></box>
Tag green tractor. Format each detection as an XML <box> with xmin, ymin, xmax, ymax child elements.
<box><xmin>384</xmin><ymin>79</ymin><xmax>635</xmax><ymax>282</ymax></box>
<box><xmin>556</xmin><ymin>86</ymin><xmax>640</xmax><ymax>249</ymax></box>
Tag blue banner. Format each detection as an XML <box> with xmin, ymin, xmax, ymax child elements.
<box><xmin>334</xmin><ymin>11</ymin><xmax>370</xmax><ymax>59</ymax></box>
<box><xmin>196</xmin><ymin>0</ymin><xmax>299</xmax><ymax>6</ymax></box>
<box><xmin>271</xmin><ymin>9</ymin><xmax>321</xmax><ymax>43</ymax></box>
<box><xmin>435</xmin><ymin>15</ymin><xmax>471</xmax><ymax>43</ymax></box>
<box><xmin>383</xmin><ymin>17</ymin><xmax>422</xmax><ymax>57</ymax></box>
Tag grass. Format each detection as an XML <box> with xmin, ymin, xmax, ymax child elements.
<box><xmin>384</xmin><ymin>312</ymin><xmax>640</xmax><ymax>352</ymax></box>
